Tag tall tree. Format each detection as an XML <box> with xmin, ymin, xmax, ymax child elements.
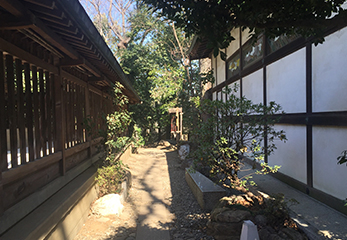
<box><xmin>80</xmin><ymin>0</ymin><xmax>134</xmax><ymax>52</ymax></box>
<box><xmin>140</xmin><ymin>0</ymin><xmax>347</xmax><ymax>56</ymax></box>
<box><xmin>120</xmin><ymin>4</ymin><xmax>191</xmax><ymax>142</ymax></box>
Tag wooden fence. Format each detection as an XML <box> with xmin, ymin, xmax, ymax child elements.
<box><xmin>0</xmin><ymin>51</ymin><xmax>114</xmax><ymax>214</ymax></box>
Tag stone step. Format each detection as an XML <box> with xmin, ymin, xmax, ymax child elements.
<box><xmin>185</xmin><ymin>169</ymin><xmax>226</xmax><ymax>211</ymax></box>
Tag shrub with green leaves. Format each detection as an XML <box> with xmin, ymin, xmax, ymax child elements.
<box><xmin>191</xmin><ymin>84</ymin><xmax>286</xmax><ymax>190</ymax></box>
<box><xmin>96</xmin><ymin>82</ymin><xmax>134</xmax><ymax>197</ymax></box>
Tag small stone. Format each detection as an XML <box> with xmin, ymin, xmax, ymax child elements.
<box><xmin>97</xmin><ymin>217</ymin><xmax>110</xmax><ymax>222</ymax></box>
<box><xmin>266</xmin><ymin>226</ymin><xmax>277</xmax><ymax>234</ymax></box>
<box><xmin>173</xmin><ymin>233</ymin><xmax>181</xmax><ymax>238</ymax></box>
<box><xmin>269</xmin><ymin>233</ymin><xmax>285</xmax><ymax>240</ymax></box>
<box><xmin>207</xmin><ymin>220</ymin><xmax>243</xmax><ymax>236</ymax></box>
<box><xmin>214</xmin><ymin>235</ymin><xmax>239</xmax><ymax>240</ymax></box>
<box><xmin>125</xmin><ymin>237</ymin><xmax>135</xmax><ymax>240</ymax></box>
<box><xmin>92</xmin><ymin>194</ymin><xmax>124</xmax><ymax>216</ymax></box>
<box><xmin>254</xmin><ymin>215</ymin><xmax>268</xmax><ymax>226</ymax></box>
<box><xmin>258</xmin><ymin>228</ymin><xmax>271</xmax><ymax>240</ymax></box>
<box><xmin>216</xmin><ymin>209</ymin><xmax>251</xmax><ymax>223</ymax></box>
<box><xmin>281</xmin><ymin>227</ymin><xmax>305</xmax><ymax>240</ymax></box>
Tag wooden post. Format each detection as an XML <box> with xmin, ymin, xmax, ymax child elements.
<box><xmin>55</xmin><ymin>68</ymin><xmax>66</xmax><ymax>175</ymax></box>
<box><xmin>0</xmin><ymin>52</ymin><xmax>6</xmax><ymax>215</ymax></box>
<box><xmin>85</xmin><ymin>83</ymin><xmax>91</xmax><ymax>157</ymax></box>
<box><xmin>39</xmin><ymin>69</ymin><xmax>46</xmax><ymax>157</ymax></box>
<box><xmin>24</xmin><ymin>63</ymin><xmax>34</xmax><ymax>162</ymax></box>
<box><xmin>180</xmin><ymin>112</ymin><xmax>183</xmax><ymax>141</ymax></box>
<box><xmin>6</xmin><ymin>55</ymin><xmax>18</xmax><ymax>168</ymax></box>
<box><xmin>15</xmin><ymin>59</ymin><xmax>26</xmax><ymax>165</ymax></box>
<box><xmin>0</xmin><ymin>52</ymin><xmax>7</xmax><ymax>171</ymax></box>
<box><xmin>51</xmin><ymin>74</ymin><xmax>56</xmax><ymax>152</ymax></box>
<box><xmin>32</xmin><ymin>66</ymin><xmax>41</xmax><ymax>159</ymax></box>
<box><xmin>46</xmin><ymin>71</ymin><xmax>52</xmax><ymax>155</ymax></box>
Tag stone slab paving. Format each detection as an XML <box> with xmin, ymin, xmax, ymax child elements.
<box><xmin>239</xmin><ymin>163</ymin><xmax>347</xmax><ymax>240</ymax></box>
<box><xmin>128</xmin><ymin>148</ymin><xmax>173</xmax><ymax>240</ymax></box>
<box><xmin>74</xmin><ymin>143</ymin><xmax>212</xmax><ymax>240</ymax></box>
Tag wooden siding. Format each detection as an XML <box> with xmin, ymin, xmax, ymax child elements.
<box><xmin>0</xmin><ymin>51</ymin><xmax>114</xmax><ymax>214</ymax></box>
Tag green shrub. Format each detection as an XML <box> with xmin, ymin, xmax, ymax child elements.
<box><xmin>95</xmin><ymin>82</ymin><xmax>132</xmax><ymax>197</ymax></box>
<box><xmin>191</xmin><ymin>84</ymin><xmax>286</xmax><ymax>190</ymax></box>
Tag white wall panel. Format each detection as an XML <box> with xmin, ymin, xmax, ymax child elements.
<box><xmin>268</xmin><ymin>124</ymin><xmax>306</xmax><ymax>184</ymax></box>
<box><xmin>312</xmin><ymin>27</ymin><xmax>347</xmax><ymax>112</ymax></box>
<box><xmin>227</xmin><ymin>28</ymin><xmax>240</xmax><ymax>58</ymax></box>
<box><xmin>243</xmin><ymin>69</ymin><xmax>263</xmax><ymax>104</ymax></box>
<box><xmin>212</xmin><ymin>91</ymin><xmax>217</xmax><ymax>101</ymax></box>
<box><xmin>216</xmin><ymin>52</ymin><xmax>226</xmax><ymax>85</ymax></box>
<box><xmin>267</xmin><ymin>48</ymin><xmax>306</xmax><ymax>113</ymax></box>
<box><xmin>227</xmin><ymin>80</ymin><xmax>240</xmax><ymax>99</ymax></box>
<box><xmin>313</xmin><ymin>126</ymin><xmax>347</xmax><ymax>200</ymax></box>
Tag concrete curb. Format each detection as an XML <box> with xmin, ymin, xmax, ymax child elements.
<box><xmin>119</xmin><ymin>170</ymin><xmax>132</xmax><ymax>205</ymax></box>
<box><xmin>290</xmin><ymin>212</ymin><xmax>328</xmax><ymax>240</ymax></box>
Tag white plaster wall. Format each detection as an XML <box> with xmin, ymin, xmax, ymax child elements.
<box><xmin>212</xmin><ymin>91</ymin><xmax>217</xmax><ymax>101</ymax></box>
<box><xmin>312</xmin><ymin>27</ymin><xmax>347</xmax><ymax>112</ymax></box>
<box><xmin>312</xmin><ymin>126</ymin><xmax>347</xmax><ymax>200</ymax></box>
<box><xmin>216</xmin><ymin>52</ymin><xmax>226</xmax><ymax>85</ymax></box>
<box><xmin>242</xmin><ymin>69</ymin><xmax>264</xmax><ymax>105</ymax></box>
<box><xmin>268</xmin><ymin>124</ymin><xmax>307</xmax><ymax>184</ymax></box>
<box><xmin>267</xmin><ymin>48</ymin><xmax>306</xmax><ymax>113</ymax></box>
<box><xmin>227</xmin><ymin>80</ymin><xmax>241</xmax><ymax>99</ymax></box>
<box><xmin>227</xmin><ymin>28</ymin><xmax>240</xmax><ymax>58</ymax></box>
<box><xmin>217</xmin><ymin>91</ymin><xmax>222</xmax><ymax>101</ymax></box>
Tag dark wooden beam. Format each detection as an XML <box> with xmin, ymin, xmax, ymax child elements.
<box><xmin>88</xmin><ymin>76</ymin><xmax>103</xmax><ymax>82</ymax></box>
<box><xmin>60</xmin><ymin>58</ymin><xmax>85</xmax><ymax>67</ymax></box>
<box><xmin>23</xmin><ymin>0</ymin><xmax>55</xmax><ymax>9</ymax></box>
<box><xmin>83</xmin><ymin>61</ymin><xmax>101</xmax><ymax>78</ymax></box>
<box><xmin>24</xmin><ymin>2</ymin><xmax>62</xmax><ymax>19</ymax></box>
<box><xmin>0</xmin><ymin>38</ymin><xmax>58</xmax><ymax>74</ymax></box>
<box><xmin>2</xmin><ymin>152</ymin><xmax>62</xmax><ymax>185</ymax></box>
<box><xmin>0</xmin><ymin>0</ymin><xmax>79</xmax><ymax>59</ymax></box>
<box><xmin>0</xmin><ymin>16</ymin><xmax>33</xmax><ymax>30</ymax></box>
<box><xmin>0</xmin><ymin>0</ymin><xmax>27</xmax><ymax>17</ymax></box>
<box><xmin>35</xmin><ymin>12</ymin><xmax>72</xmax><ymax>27</ymax></box>
<box><xmin>31</xmin><ymin>16</ymin><xmax>79</xmax><ymax>59</ymax></box>
<box><xmin>61</xmin><ymin>70</ymin><xmax>87</xmax><ymax>88</ymax></box>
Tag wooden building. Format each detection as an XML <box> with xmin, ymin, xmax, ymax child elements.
<box><xmin>0</xmin><ymin>0</ymin><xmax>140</xmax><ymax>239</ymax></box>
<box><xmin>190</xmin><ymin>23</ymin><xmax>347</xmax><ymax>214</ymax></box>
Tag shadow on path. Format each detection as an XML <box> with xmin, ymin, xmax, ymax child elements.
<box><xmin>77</xmin><ymin>143</ymin><xmax>213</xmax><ymax>240</ymax></box>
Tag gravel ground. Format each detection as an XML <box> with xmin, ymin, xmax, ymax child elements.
<box><xmin>74</xmin><ymin>141</ymin><xmax>214</xmax><ymax>240</ymax></box>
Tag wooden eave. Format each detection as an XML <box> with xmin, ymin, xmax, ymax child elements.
<box><xmin>0</xmin><ymin>0</ymin><xmax>140</xmax><ymax>104</ymax></box>
<box><xmin>188</xmin><ymin>36</ymin><xmax>213</xmax><ymax>60</ymax></box>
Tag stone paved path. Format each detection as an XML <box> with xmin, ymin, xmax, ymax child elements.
<box><xmin>130</xmin><ymin>147</ymin><xmax>173</xmax><ymax>240</ymax></box>
<box><xmin>74</xmin><ymin>142</ymin><xmax>212</xmax><ymax>240</ymax></box>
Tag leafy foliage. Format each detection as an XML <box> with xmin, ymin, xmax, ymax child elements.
<box><xmin>140</xmin><ymin>0</ymin><xmax>347</xmax><ymax>56</ymax></box>
<box><xmin>191</xmin><ymin>84</ymin><xmax>286</xmax><ymax>189</ymax></box>
<box><xmin>120</xmin><ymin>4</ymin><xmax>190</xmax><ymax>143</ymax></box>
<box><xmin>95</xmin><ymin>83</ymin><xmax>143</xmax><ymax>197</ymax></box>
<box><xmin>337</xmin><ymin>150</ymin><xmax>347</xmax><ymax>166</ymax></box>
<box><xmin>337</xmin><ymin>150</ymin><xmax>347</xmax><ymax>206</ymax></box>
<box><xmin>177</xmin><ymin>62</ymin><xmax>214</xmax><ymax>142</ymax></box>
<box><xmin>263</xmin><ymin>193</ymin><xmax>299</xmax><ymax>228</ymax></box>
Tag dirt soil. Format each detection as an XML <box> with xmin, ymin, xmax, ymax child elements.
<box><xmin>74</xmin><ymin>141</ymin><xmax>213</xmax><ymax>240</ymax></box>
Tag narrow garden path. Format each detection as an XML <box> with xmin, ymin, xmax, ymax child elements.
<box><xmin>74</xmin><ymin>141</ymin><xmax>213</xmax><ymax>240</ymax></box>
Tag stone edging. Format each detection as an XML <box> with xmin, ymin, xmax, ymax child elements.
<box><xmin>119</xmin><ymin>170</ymin><xmax>132</xmax><ymax>204</ymax></box>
